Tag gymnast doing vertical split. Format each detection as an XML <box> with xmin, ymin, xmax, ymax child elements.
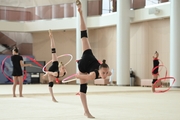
<box><xmin>43</xmin><ymin>30</ymin><xmax>67</xmax><ymax>102</ymax></box>
<box><xmin>76</xmin><ymin>0</ymin><xmax>112</xmax><ymax>118</ymax></box>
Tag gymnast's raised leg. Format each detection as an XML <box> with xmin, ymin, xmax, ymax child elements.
<box><xmin>76</xmin><ymin>1</ymin><xmax>95</xmax><ymax>118</ymax></box>
<box><xmin>47</xmin><ymin>30</ymin><xmax>59</xmax><ymax>102</ymax></box>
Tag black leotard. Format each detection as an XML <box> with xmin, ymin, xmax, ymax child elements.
<box><xmin>11</xmin><ymin>55</ymin><xmax>23</xmax><ymax>76</ymax></box>
<box><xmin>48</xmin><ymin>61</ymin><xmax>59</xmax><ymax>78</ymax></box>
<box><xmin>152</xmin><ymin>58</ymin><xmax>159</xmax><ymax>74</ymax></box>
<box><xmin>77</xmin><ymin>49</ymin><xmax>100</xmax><ymax>79</ymax></box>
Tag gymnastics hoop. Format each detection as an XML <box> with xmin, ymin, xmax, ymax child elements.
<box><xmin>1</xmin><ymin>55</ymin><xmax>45</xmax><ymax>83</ymax></box>
<box><xmin>42</xmin><ymin>54</ymin><xmax>73</xmax><ymax>73</ymax></box>
<box><xmin>25</xmin><ymin>56</ymin><xmax>44</xmax><ymax>69</ymax></box>
<box><xmin>152</xmin><ymin>65</ymin><xmax>168</xmax><ymax>77</ymax></box>
<box><xmin>1</xmin><ymin>56</ymin><xmax>26</xmax><ymax>82</ymax></box>
<box><xmin>62</xmin><ymin>74</ymin><xmax>77</xmax><ymax>83</ymax></box>
<box><xmin>153</xmin><ymin>66</ymin><xmax>166</xmax><ymax>88</ymax></box>
<box><xmin>152</xmin><ymin>59</ymin><xmax>164</xmax><ymax>76</ymax></box>
<box><xmin>154</xmin><ymin>77</ymin><xmax>175</xmax><ymax>93</ymax></box>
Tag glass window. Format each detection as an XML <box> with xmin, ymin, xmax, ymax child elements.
<box><xmin>87</xmin><ymin>0</ymin><xmax>102</xmax><ymax>16</ymax></box>
<box><xmin>102</xmin><ymin>0</ymin><xmax>113</xmax><ymax>14</ymax></box>
<box><xmin>146</xmin><ymin>0</ymin><xmax>169</xmax><ymax>6</ymax></box>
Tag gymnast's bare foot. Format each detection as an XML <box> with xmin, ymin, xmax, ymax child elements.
<box><xmin>76</xmin><ymin>1</ymin><xmax>82</xmax><ymax>13</ymax></box>
<box><xmin>13</xmin><ymin>95</ymin><xmax>16</xmax><ymax>97</ymax></box>
<box><xmin>76</xmin><ymin>0</ymin><xmax>81</xmax><ymax>6</ymax></box>
<box><xmin>84</xmin><ymin>112</ymin><xmax>95</xmax><ymax>118</ymax></box>
<box><xmin>19</xmin><ymin>95</ymin><xmax>24</xmax><ymax>97</ymax></box>
<box><xmin>52</xmin><ymin>98</ymin><xmax>58</xmax><ymax>103</ymax></box>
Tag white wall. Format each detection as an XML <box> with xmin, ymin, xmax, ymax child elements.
<box><xmin>0</xmin><ymin>21</ymin><xmax>25</xmax><ymax>32</ymax></box>
<box><xmin>133</xmin><ymin>2</ymin><xmax>170</xmax><ymax>22</ymax></box>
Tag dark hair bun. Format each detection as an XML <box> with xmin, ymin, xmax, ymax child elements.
<box><xmin>13</xmin><ymin>47</ymin><xmax>19</xmax><ymax>53</ymax></box>
<box><xmin>102</xmin><ymin>59</ymin><xmax>106</xmax><ymax>64</ymax></box>
<box><xmin>99</xmin><ymin>59</ymin><xmax>109</xmax><ymax>69</ymax></box>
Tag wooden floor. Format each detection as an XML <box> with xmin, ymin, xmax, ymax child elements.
<box><xmin>0</xmin><ymin>84</ymin><xmax>180</xmax><ymax>120</ymax></box>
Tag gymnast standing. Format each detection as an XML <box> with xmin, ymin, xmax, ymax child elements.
<box><xmin>76</xmin><ymin>1</ymin><xmax>112</xmax><ymax>118</ymax></box>
<box><xmin>11</xmin><ymin>47</ymin><xmax>32</xmax><ymax>97</ymax></box>
<box><xmin>43</xmin><ymin>30</ymin><xmax>67</xmax><ymax>102</ymax></box>
<box><xmin>152</xmin><ymin>51</ymin><xmax>160</xmax><ymax>92</ymax></box>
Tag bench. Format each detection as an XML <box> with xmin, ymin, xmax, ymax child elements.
<box><xmin>94</xmin><ymin>79</ymin><xmax>110</xmax><ymax>85</ymax></box>
<box><xmin>141</xmin><ymin>79</ymin><xmax>152</xmax><ymax>87</ymax></box>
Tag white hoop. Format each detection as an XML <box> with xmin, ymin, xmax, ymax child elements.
<box><xmin>42</xmin><ymin>54</ymin><xmax>73</xmax><ymax>73</ymax></box>
<box><xmin>62</xmin><ymin>78</ymin><xmax>77</xmax><ymax>83</ymax></box>
<box><xmin>62</xmin><ymin>74</ymin><xmax>77</xmax><ymax>83</ymax></box>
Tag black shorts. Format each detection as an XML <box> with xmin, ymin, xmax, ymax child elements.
<box><xmin>152</xmin><ymin>79</ymin><xmax>157</xmax><ymax>84</ymax></box>
<box><xmin>78</xmin><ymin>49</ymin><xmax>99</xmax><ymax>73</ymax></box>
<box><xmin>48</xmin><ymin>61</ymin><xmax>59</xmax><ymax>72</ymax></box>
<box><xmin>12</xmin><ymin>70</ymin><xmax>23</xmax><ymax>76</ymax></box>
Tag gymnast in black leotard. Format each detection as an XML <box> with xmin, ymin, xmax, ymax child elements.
<box><xmin>43</xmin><ymin>30</ymin><xmax>67</xmax><ymax>102</ymax></box>
<box><xmin>11</xmin><ymin>47</ymin><xmax>32</xmax><ymax>97</ymax></box>
<box><xmin>152</xmin><ymin>51</ymin><xmax>160</xmax><ymax>92</ymax></box>
<box><xmin>76</xmin><ymin>1</ymin><xmax>112</xmax><ymax>118</ymax></box>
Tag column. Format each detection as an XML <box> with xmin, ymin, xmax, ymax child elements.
<box><xmin>116</xmin><ymin>0</ymin><xmax>131</xmax><ymax>85</ymax></box>
<box><xmin>170</xmin><ymin>0</ymin><xmax>180</xmax><ymax>87</ymax></box>
<box><xmin>76</xmin><ymin>0</ymin><xmax>87</xmax><ymax>84</ymax></box>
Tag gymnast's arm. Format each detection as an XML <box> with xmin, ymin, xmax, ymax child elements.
<box><xmin>20</xmin><ymin>60</ymin><xmax>32</xmax><ymax>67</ymax></box>
<box><xmin>76</xmin><ymin>72</ymin><xmax>96</xmax><ymax>81</ymax></box>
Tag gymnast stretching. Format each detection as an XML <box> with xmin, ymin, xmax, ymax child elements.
<box><xmin>76</xmin><ymin>1</ymin><xmax>111</xmax><ymax>118</ymax></box>
<box><xmin>152</xmin><ymin>51</ymin><xmax>160</xmax><ymax>92</ymax></box>
<box><xmin>43</xmin><ymin>30</ymin><xmax>67</xmax><ymax>102</ymax></box>
<box><xmin>11</xmin><ymin>47</ymin><xmax>32</xmax><ymax>97</ymax></box>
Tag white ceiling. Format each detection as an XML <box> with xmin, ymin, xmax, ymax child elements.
<box><xmin>0</xmin><ymin>0</ymin><xmax>75</xmax><ymax>8</ymax></box>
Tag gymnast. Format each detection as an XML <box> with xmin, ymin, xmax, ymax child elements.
<box><xmin>11</xmin><ymin>47</ymin><xmax>32</xmax><ymax>97</ymax></box>
<box><xmin>76</xmin><ymin>0</ymin><xmax>112</xmax><ymax>118</ymax></box>
<box><xmin>152</xmin><ymin>51</ymin><xmax>160</xmax><ymax>92</ymax></box>
<box><xmin>43</xmin><ymin>30</ymin><xmax>67</xmax><ymax>102</ymax></box>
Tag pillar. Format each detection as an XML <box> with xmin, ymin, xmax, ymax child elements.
<box><xmin>170</xmin><ymin>0</ymin><xmax>180</xmax><ymax>87</ymax></box>
<box><xmin>116</xmin><ymin>0</ymin><xmax>131</xmax><ymax>85</ymax></box>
